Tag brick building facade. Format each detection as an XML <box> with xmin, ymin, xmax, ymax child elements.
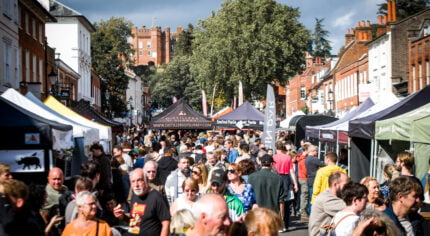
<box><xmin>130</xmin><ymin>26</ymin><xmax>182</xmax><ymax>66</ymax></box>
<box><xmin>408</xmin><ymin>17</ymin><xmax>430</xmax><ymax>93</ymax></box>
<box><xmin>19</xmin><ymin>0</ymin><xmax>56</xmax><ymax>98</ymax></box>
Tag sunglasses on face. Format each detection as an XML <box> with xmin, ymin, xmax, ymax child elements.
<box><xmin>211</xmin><ymin>182</ymin><xmax>223</xmax><ymax>188</ymax></box>
<box><xmin>192</xmin><ymin>171</ymin><xmax>200</xmax><ymax>175</ymax></box>
<box><xmin>227</xmin><ymin>169</ymin><xmax>236</xmax><ymax>174</ymax></box>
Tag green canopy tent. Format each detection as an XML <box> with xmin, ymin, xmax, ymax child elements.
<box><xmin>411</xmin><ymin>115</ymin><xmax>430</xmax><ymax>180</ymax></box>
<box><xmin>375</xmin><ymin>103</ymin><xmax>430</xmax><ymax>179</ymax></box>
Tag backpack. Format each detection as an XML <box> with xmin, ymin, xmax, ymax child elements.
<box><xmin>319</xmin><ymin>213</ymin><xmax>355</xmax><ymax>236</ymax></box>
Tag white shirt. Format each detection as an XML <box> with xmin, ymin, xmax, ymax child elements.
<box><xmin>332</xmin><ymin>211</ymin><xmax>359</xmax><ymax>236</ymax></box>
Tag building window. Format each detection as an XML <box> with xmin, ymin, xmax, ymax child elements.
<box><xmin>427</xmin><ymin>61</ymin><xmax>430</xmax><ymax>86</ymax></box>
<box><xmin>3</xmin><ymin>0</ymin><xmax>11</xmax><ymax>17</ymax></box>
<box><xmin>39</xmin><ymin>24</ymin><xmax>43</xmax><ymax>43</ymax></box>
<box><xmin>147</xmin><ymin>50</ymin><xmax>151</xmax><ymax>56</ymax></box>
<box><xmin>300</xmin><ymin>86</ymin><xmax>306</xmax><ymax>99</ymax></box>
<box><xmin>412</xmin><ymin>65</ymin><xmax>416</xmax><ymax>92</ymax></box>
<box><xmin>419</xmin><ymin>63</ymin><xmax>423</xmax><ymax>90</ymax></box>
<box><xmin>13</xmin><ymin>0</ymin><xmax>18</xmax><ymax>23</ymax></box>
<box><xmin>32</xmin><ymin>19</ymin><xmax>37</xmax><ymax>39</ymax></box>
<box><xmin>32</xmin><ymin>55</ymin><xmax>37</xmax><ymax>82</ymax></box>
<box><xmin>25</xmin><ymin>13</ymin><xmax>29</xmax><ymax>34</ymax></box>
<box><xmin>15</xmin><ymin>47</ymin><xmax>19</xmax><ymax>87</ymax></box>
<box><xmin>39</xmin><ymin>59</ymin><xmax>43</xmax><ymax>85</ymax></box>
<box><xmin>147</xmin><ymin>42</ymin><xmax>151</xmax><ymax>48</ymax></box>
<box><xmin>138</xmin><ymin>41</ymin><xmax>143</xmax><ymax>48</ymax></box>
<box><xmin>3</xmin><ymin>41</ymin><xmax>12</xmax><ymax>85</ymax></box>
<box><xmin>139</xmin><ymin>50</ymin><xmax>142</xmax><ymax>56</ymax></box>
<box><xmin>25</xmin><ymin>51</ymin><xmax>30</xmax><ymax>80</ymax></box>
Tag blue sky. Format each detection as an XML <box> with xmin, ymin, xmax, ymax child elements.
<box><xmin>60</xmin><ymin>0</ymin><xmax>385</xmax><ymax>54</ymax></box>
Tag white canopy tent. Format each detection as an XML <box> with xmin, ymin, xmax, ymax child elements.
<box><xmin>279</xmin><ymin>110</ymin><xmax>305</xmax><ymax>128</ymax></box>
<box><xmin>0</xmin><ymin>88</ymin><xmax>74</xmax><ymax>150</ymax></box>
<box><xmin>44</xmin><ymin>96</ymin><xmax>111</xmax><ymax>141</ymax></box>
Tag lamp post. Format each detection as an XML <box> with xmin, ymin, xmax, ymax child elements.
<box><xmin>328</xmin><ymin>89</ymin><xmax>334</xmax><ymax>115</ymax></box>
<box><xmin>48</xmin><ymin>68</ymin><xmax>58</xmax><ymax>97</ymax></box>
<box><xmin>128</xmin><ymin>96</ymin><xmax>133</xmax><ymax>127</ymax></box>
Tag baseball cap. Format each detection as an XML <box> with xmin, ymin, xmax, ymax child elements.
<box><xmin>210</xmin><ymin>168</ymin><xmax>227</xmax><ymax>185</ymax></box>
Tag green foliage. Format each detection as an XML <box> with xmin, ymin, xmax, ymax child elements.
<box><xmin>174</xmin><ymin>24</ymin><xmax>195</xmax><ymax>57</ymax></box>
<box><xmin>91</xmin><ymin>17</ymin><xmax>134</xmax><ymax>118</ymax></box>
<box><xmin>149</xmin><ymin>56</ymin><xmax>202</xmax><ymax>111</ymax></box>
<box><xmin>377</xmin><ymin>0</ymin><xmax>429</xmax><ymax>20</ymax></box>
<box><xmin>190</xmin><ymin>0</ymin><xmax>310</xmax><ymax>104</ymax></box>
<box><xmin>312</xmin><ymin>18</ymin><xmax>332</xmax><ymax>58</ymax></box>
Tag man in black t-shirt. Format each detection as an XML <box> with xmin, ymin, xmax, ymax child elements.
<box><xmin>114</xmin><ymin>168</ymin><xmax>170</xmax><ymax>236</ymax></box>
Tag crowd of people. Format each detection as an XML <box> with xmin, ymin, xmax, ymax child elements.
<box><xmin>0</xmin><ymin>128</ymin><xmax>429</xmax><ymax>236</ymax></box>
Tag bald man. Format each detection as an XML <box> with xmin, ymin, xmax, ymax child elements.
<box><xmin>41</xmin><ymin>167</ymin><xmax>68</xmax><ymax>221</ymax></box>
<box><xmin>186</xmin><ymin>194</ymin><xmax>231</xmax><ymax>236</ymax></box>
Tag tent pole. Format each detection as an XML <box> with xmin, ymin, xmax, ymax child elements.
<box><xmin>374</xmin><ymin>140</ymin><xmax>379</xmax><ymax>178</ymax></box>
<box><xmin>370</xmin><ymin>139</ymin><xmax>374</xmax><ymax>177</ymax></box>
<box><xmin>336</xmin><ymin>130</ymin><xmax>339</xmax><ymax>161</ymax></box>
<box><xmin>347</xmin><ymin>137</ymin><xmax>351</xmax><ymax>176</ymax></box>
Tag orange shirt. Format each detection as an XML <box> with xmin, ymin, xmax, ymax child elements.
<box><xmin>297</xmin><ymin>153</ymin><xmax>307</xmax><ymax>179</ymax></box>
<box><xmin>62</xmin><ymin>219</ymin><xmax>113</xmax><ymax>236</ymax></box>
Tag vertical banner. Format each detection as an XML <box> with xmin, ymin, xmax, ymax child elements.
<box><xmin>263</xmin><ymin>84</ymin><xmax>276</xmax><ymax>152</ymax></box>
<box><xmin>238</xmin><ymin>80</ymin><xmax>243</xmax><ymax>106</ymax></box>
<box><xmin>202</xmin><ymin>90</ymin><xmax>208</xmax><ymax>117</ymax></box>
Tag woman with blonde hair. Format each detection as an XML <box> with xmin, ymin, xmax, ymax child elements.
<box><xmin>380</xmin><ymin>164</ymin><xmax>400</xmax><ymax>199</ymax></box>
<box><xmin>244</xmin><ymin>207</ymin><xmax>283</xmax><ymax>236</ymax></box>
<box><xmin>191</xmin><ymin>163</ymin><xmax>208</xmax><ymax>193</ymax></box>
<box><xmin>360</xmin><ymin>177</ymin><xmax>386</xmax><ymax>211</ymax></box>
<box><xmin>170</xmin><ymin>178</ymin><xmax>200</xmax><ymax>215</ymax></box>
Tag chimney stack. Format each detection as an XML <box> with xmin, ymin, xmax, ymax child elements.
<box><xmin>391</xmin><ymin>0</ymin><xmax>397</xmax><ymax>22</ymax></box>
<box><xmin>387</xmin><ymin>0</ymin><xmax>392</xmax><ymax>22</ymax></box>
<box><xmin>306</xmin><ymin>52</ymin><xmax>313</xmax><ymax>68</ymax></box>
<box><xmin>377</xmin><ymin>15</ymin><xmax>382</xmax><ymax>24</ymax></box>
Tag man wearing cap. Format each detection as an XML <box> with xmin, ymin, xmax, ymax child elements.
<box><xmin>208</xmin><ymin>168</ymin><xmax>245</xmax><ymax>222</ymax></box>
<box><xmin>248</xmin><ymin>154</ymin><xmax>285</xmax><ymax>231</ymax></box>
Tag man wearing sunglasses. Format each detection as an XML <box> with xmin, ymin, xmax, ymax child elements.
<box><xmin>209</xmin><ymin>168</ymin><xmax>244</xmax><ymax>222</ymax></box>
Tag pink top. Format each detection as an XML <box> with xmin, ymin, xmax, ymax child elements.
<box><xmin>273</xmin><ymin>153</ymin><xmax>292</xmax><ymax>175</ymax></box>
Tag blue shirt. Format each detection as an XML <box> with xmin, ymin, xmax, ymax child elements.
<box><xmin>227</xmin><ymin>148</ymin><xmax>239</xmax><ymax>163</ymax></box>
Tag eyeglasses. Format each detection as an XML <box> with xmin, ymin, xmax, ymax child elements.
<box><xmin>211</xmin><ymin>182</ymin><xmax>223</xmax><ymax>188</ymax></box>
<box><xmin>227</xmin><ymin>169</ymin><xmax>236</xmax><ymax>174</ymax></box>
<box><xmin>192</xmin><ymin>171</ymin><xmax>200</xmax><ymax>175</ymax></box>
<box><xmin>184</xmin><ymin>189</ymin><xmax>197</xmax><ymax>193</ymax></box>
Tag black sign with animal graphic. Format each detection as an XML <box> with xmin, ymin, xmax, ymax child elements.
<box><xmin>16</xmin><ymin>152</ymin><xmax>41</xmax><ymax>170</ymax></box>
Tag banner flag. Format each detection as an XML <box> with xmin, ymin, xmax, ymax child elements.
<box><xmin>202</xmin><ymin>90</ymin><xmax>208</xmax><ymax>116</ymax></box>
<box><xmin>239</xmin><ymin>80</ymin><xmax>243</xmax><ymax>106</ymax></box>
<box><xmin>263</xmin><ymin>84</ymin><xmax>276</xmax><ymax>152</ymax></box>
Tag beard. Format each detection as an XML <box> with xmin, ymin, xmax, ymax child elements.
<box><xmin>133</xmin><ymin>188</ymin><xmax>144</xmax><ymax>196</ymax></box>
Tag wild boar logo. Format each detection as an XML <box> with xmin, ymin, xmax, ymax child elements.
<box><xmin>16</xmin><ymin>152</ymin><xmax>41</xmax><ymax>170</ymax></box>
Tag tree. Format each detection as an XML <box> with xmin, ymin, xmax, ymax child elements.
<box><xmin>377</xmin><ymin>0</ymin><xmax>429</xmax><ymax>20</ymax></box>
<box><xmin>149</xmin><ymin>56</ymin><xmax>202</xmax><ymax>110</ymax></box>
<box><xmin>173</xmin><ymin>24</ymin><xmax>194</xmax><ymax>57</ymax></box>
<box><xmin>190</xmin><ymin>0</ymin><xmax>310</xmax><ymax>105</ymax></box>
<box><xmin>91</xmin><ymin>17</ymin><xmax>134</xmax><ymax>118</ymax></box>
<box><xmin>312</xmin><ymin>18</ymin><xmax>332</xmax><ymax>58</ymax></box>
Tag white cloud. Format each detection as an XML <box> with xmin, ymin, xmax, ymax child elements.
<box><xmin>332</xmin><ymin>11</ymin><xmax>356</xmax><ymax>28</ymax></box>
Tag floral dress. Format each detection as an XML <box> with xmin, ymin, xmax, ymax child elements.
<box><xmin>227</xmin><ymin>183</ymin><xmax>257</xmax><ymax>212</ymax></box>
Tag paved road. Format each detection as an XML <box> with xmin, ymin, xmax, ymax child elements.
<box><xmin>280</xmin><ymin>216</ymin><xmax>309</xmax><ymax>236</ymax></box>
